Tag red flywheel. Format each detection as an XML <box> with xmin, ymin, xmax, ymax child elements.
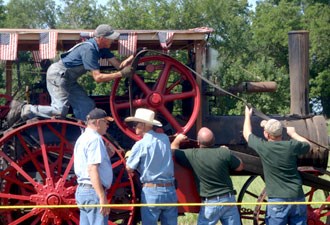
<box><xmin>110</xmin><ymin>55</ymin><xmax>201</xmax><ymax>141</ymax></box>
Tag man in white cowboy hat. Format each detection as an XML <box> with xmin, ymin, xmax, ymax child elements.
<box><xmin>125</xmin><ymin>108</ymin><xmax>178</xmax><ymax>225</ymax></box>
<box><xmin>243</xmin><ymin>106</ymin><xmax>312</xmax><ymax>225</ymax></box>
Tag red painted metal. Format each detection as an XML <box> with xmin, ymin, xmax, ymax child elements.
<box><xmin>110</xmin><ymin>55</ymin><xmax>201</xmax><ymax>141</ymax></box>
<box><xmin>0</xmin><ymin>119</ymin><xmax>136</xmax><ymax>225</ymax></box>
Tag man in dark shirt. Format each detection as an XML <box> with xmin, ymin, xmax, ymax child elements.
<box><xmin>171</xmin><ymin>127</ymin><xmax>243</xmax><ymax>225</ymax></box>
<box><xmin>243</xmin><ymin>106</ymin><xmax>312</xmax><ymax>225</ymax></box>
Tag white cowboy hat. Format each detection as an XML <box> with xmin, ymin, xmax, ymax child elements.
<box><xmin>124</xmin><ymin>108</ymin><xmax>162</xmax><ymax>127</ymax></box>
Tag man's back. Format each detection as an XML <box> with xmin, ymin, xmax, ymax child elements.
<box><xmin>248</xmin><ymin>133</ymin><xmax>310</xmax><ymax>198</ymax></box>
<box><xmin>174</xmin><ymin>147</ymin><xmax>240</xmax><ymax>197</ymax></box>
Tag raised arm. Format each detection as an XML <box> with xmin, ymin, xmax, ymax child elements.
<box><xmin>286</xmin><ymin>127</ymin><xmax>312</xmax><ymax>150</ymax></box>
<box><xmin>171</xmin><ymin>134</ymin><xmax>187</xmax><ymax>152</ymax></box>
<box><xmin>243</xmin><ymin>106</ymin><xmax>253</xmax><ymax>142</ymax></box>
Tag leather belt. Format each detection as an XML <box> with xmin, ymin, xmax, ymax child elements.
<box><xmin>202</xmin><ymin>192</ymin><xmax>233</xmax><ymax>201</ymax></box>
<box><xmin>143</xmin><ymin>182</ymin><xmax>173</xmax><ymax>188</ymax></box>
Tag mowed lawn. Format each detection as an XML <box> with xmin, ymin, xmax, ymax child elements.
<box><xmin>176</xmin><ymin>119</ymin><xmax>330</xmax><ymax>225</ymax></box>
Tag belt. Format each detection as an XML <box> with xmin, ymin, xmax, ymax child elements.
<box><xmin>201</xmin><ymin>192</ymin><xmax>233</xmax><ymax>201</ymax></box>
<box><xmin>78</xmin><ymin>183</ymin><xmax>93</xmax><ymax>188</ymax></box>
<box><xmin>143</xmin><ymin>182</ymin><xmax>174</xmax><ymax>187</ymax></box>
<box><xmin>78</xmin><ymin>183</ymin><xmax>107</xmax><ymax>190</ymax></box>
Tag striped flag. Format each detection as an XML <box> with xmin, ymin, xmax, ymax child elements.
<box><xmin>158</xmin><ymin>32</ymin><xmax>174</xmax><ymax>50</ymax></box>
<box><xmin>118</xmin><ymin>32</ymin><xmax>137</xmax><ymax>57</ymax></box>
<box><xmin>0</xmin><ymin>33</ymin><xmax>18</xmax><ymax>60</ymax></box>
<box><xmin>31</xmin><ymin>50</ymin><xmax>41</xmax><ymax>68</ymax></box>
<box><xmin>39</xmin><ymin>32</ymin><xmax>58</xmax><ymax>59</ymax></box>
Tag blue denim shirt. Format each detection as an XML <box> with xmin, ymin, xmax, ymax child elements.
<box><xmin>74</xmin><ymin>128</ymin><xmax>113</xmax><ymax>189</ymax></box>
<box><xmin>61</xmin><ymin>38</ymin><xmax>114</xmax><ymax>70</ymax></box>
<box><xmin>126</xmin><ymin>130</ymin><xmax>175</xmax><ymax>184</ymax></box>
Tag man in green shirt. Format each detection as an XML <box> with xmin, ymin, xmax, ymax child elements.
<box><xmin>171</xmin><ymin>127</ymin><xmax>243</xmax><ymax>225</ymax></box>
<box><xmin>243</xmin><ymin>106</ymin><xmax>312</xmax><ymax>225</ymax></box>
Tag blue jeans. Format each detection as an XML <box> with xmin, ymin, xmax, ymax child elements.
<box><xmin>75</xmin><ymin>185</ymin><xmax>108</xmax><ymax>225</ymax></box>
<box><xmin>26</xmin><ymin>61</ymin><xmax>95</xmax><ymax>120</ymax></box>
<box><xmin>141</xmin><ymin>186</ymin><xmax>178</xmax><ymax>225</ymax></box>
<box><xmin>197</xmin><ymin>194</ymin><xmax>241</xmax><ymax>225</ymax></box>
<box><xmin>266</xmin><ymin>197</ymin><xmax>307</xmax><ymax>225</ymax></box>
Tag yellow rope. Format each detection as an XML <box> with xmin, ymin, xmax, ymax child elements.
<box><xmin>0</xmin><ymin>201</ymin><xmax>328</xmax><ymax>210</ymax></box>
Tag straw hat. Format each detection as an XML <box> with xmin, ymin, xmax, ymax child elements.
<box><xmin>124</xmin><ymin>108</ymin><xmax>162</xmax><ymax>127</ymax></box>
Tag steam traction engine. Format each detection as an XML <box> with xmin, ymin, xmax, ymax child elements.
<box><xmin>0</xmin><ymin>28</ymin><xmax>329</xmax><ymax>225</ymax></box>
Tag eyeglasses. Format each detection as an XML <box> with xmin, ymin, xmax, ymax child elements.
<box><xmin>99</xmin><ymin>119</ymin><xmax>110</xmax><ymax>126</ymax></box>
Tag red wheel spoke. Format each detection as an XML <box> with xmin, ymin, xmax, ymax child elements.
<box><xmin>133</xmin><ymin>75</ymin><xmax>153</xmax><ymax>96</ymax></box>
<box><xmin>158</xmin><ymin>107</ymin><xmax>183</xmax><ymax>132</ymax></box>
<box><xmin>163</xmin><ymin>90</ymin><xmax>196</xmax><ymax>102</ymax></box>
<box><xmin>0</xmin><ymin>192</ymin><xmax>31</xmax><ymax>201</ymax></box>
<box><xmin>68</xmin><ymin>212</ymin><xmax>80</xmax><ymax>224</ymax></box>
<box><xmin>0</xmin><ymin>151</ymin><xmax>38</xmax><ymax>186</ymax></box>
<box><xmin>108</xmin><ymin>167</ymin><xmax>125</xmax><ymax>198</ymax></box>
<box><xmin>155</xmin><ymin>61</ymin><xmax>171</xmax><ymax>93</ymax></box>
<box><xmin>9</xmin><ymin>208</ymin><xmax>43</xmax><ymax>225</ymax></box>
<box><xmin>37</xmin><ymin>125</ymin><xmax>52</xmax><ymax>179</ymax></box>
<box><xmin>0</xmin><ymin>170</ymin><xmax>35</xmax><ymax>192</ymax></box>
<box><xmin>16</xmin><ymin>133</ymin><xmax>46</xmax><ymax>180</ymax></box>
<box><xmin>114</xmin><ymin>98</ymin><xmax>148</xmax><ymax>111</ymax></box>
<box><xmin>112</xmin><ymin>159</ymin><xmax>125</xmax><ymax>169</ymax></box>
<box><xmin>62</xmin><ymin>155</ymin><xmax>74</xmax><ymax>182</ymax></box>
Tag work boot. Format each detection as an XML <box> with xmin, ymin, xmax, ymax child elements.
<box><xmin>6</xmin><ymin>100</ymin><xmax>25</xmax><ymax>127</ymax></box>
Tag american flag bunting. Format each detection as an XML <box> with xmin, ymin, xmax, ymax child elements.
<box><xmin>118</xmin><ymin>33</ymin><xmax>137</xmax><ymax>57</ymax></box>
<box><xmin>39</xmin><ymin>32</ymin><xmax>58</xmax><ymax>59</ymax></box>
<box><xmin>31</xmin><ymin>50</ymin><xmax>41</xmax><ymax>68</ymax></box>
<box><xmin>158</xmin><ymin>32</ymin><xmax>174</xmax><ymax>50</ymax></box>
<box><xmin>0</xmin><ymin>33</ymin><xmax>18</xmax><ymax>61</ymax></box>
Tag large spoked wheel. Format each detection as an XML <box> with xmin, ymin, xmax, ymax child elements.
<box><xmin>110</xmin><ymin>55</ymin><xmax>201</xmax><ymax>141</ymax></box>
<box><xmin>237</xmin><ymin>175</ymin><xmax>266</xmax><ymax>225</ymax></box>
<box><xmin>237</xmin><ymin>174</ymin><xmax>330</xmax><ymax>225</ymax></box>
<box><xmin>0</xmin><ymin>119</ymin><xmax>136</xmax><ymax>225</ymax></box>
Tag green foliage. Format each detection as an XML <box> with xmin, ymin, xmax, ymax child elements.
<box><xmin>4</xmin><ymin>0</ymin><xmax>58</xmax><ymax>28</ymax></box>
<box><xmin>57</xmin><ymin>0</ymin><xmax>106</xmax><ymax>29</ymax></box>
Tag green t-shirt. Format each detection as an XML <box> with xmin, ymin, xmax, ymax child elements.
<box><xmin>174</xmin><ymin>147</ymin><xmax>241</xmax><ymax>198</ymax></box>
<box><xmin>248</xmin><ymin>134</ymin><xmax>310</xmax><ymax>198</ymax></box>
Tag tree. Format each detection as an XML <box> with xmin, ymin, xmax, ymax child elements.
<box><xmin>4</xmin><ymin>0</ymin><xmax>58</xmax><ymax>28</ymax></box>
<box><xmin>305</xmin><ymin>3</ymin><xmax>330</xmax><ymax>117</ymax></box>
<box><xmin>57</xmin><ymin>0</ymin><xmax>106</xmax><ymax>29</ymax></box>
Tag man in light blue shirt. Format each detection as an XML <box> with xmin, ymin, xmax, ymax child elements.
<box><xmin>125</xmin><ymin>108</ymin><xmax>178</xmax><ymax>225</ymax></box>
<box><xmin>74</xmin><ymin>108</ymin><xmax>114</xmax><ymax>225</ymax></box>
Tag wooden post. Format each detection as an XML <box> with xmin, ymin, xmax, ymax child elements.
<box><xmin>288</xmin><ymin>31</ymin><xmax>309</xmax><ymax>115</ymax></box>
<box><xmin>194</xmin><ymin>40</ymin><xmax>206</xmax><ymax>134</ymax></box>
<box><xmin>5</xmin><ymin>61</ymin><xmax>13</xmax><ymax>96</ymax></box>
